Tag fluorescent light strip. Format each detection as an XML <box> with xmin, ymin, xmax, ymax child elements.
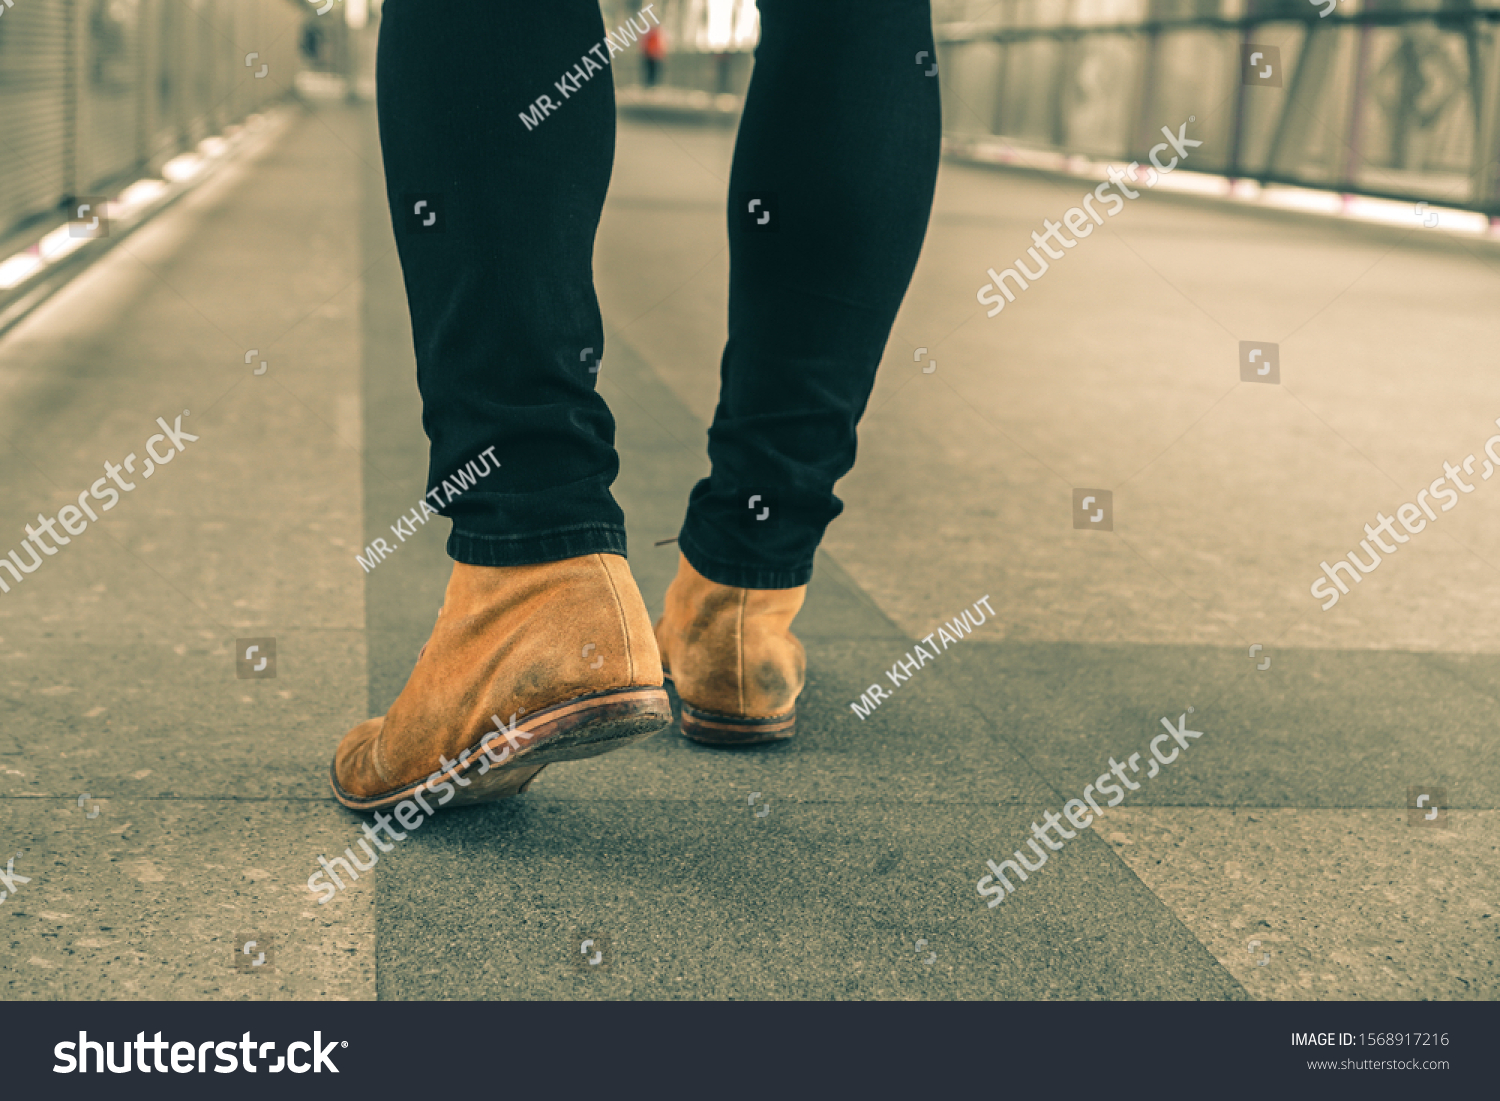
<box><xmin>0</xmin><ymin>111</ymin><xmax>289</xmax><ymax>301</ymax></box>
<box><xmin>0</xmin><ymin>252</ymin><xmax>43</xmax><ymax>291</ymax></box>
<box><xmin>161</xmin><ymin>153</ymin><xmax>203</xmax><ymax>182</ymax></box>
<box><xmin>950</xmin><ymin>136</ymin><xmax>1499</xmax><ymax>239</ymax></box>
<box><xmin>38</xmin><ymin>226</ymin><xmax>88</xmax><ymax>263</ymax></box>
<box><xmin>113</xmin><ymin>178</ymin><xmax>170</xmax><ymax>217</ymax></box>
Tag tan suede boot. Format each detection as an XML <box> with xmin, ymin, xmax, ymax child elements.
<box><xmin>654</xmin><ymin>552</ymin><xmax>806</xmax><ymax>745</ymax></box>
<box><xmin>332</xmin><ymin>553</ymin><xmax>670</xmax><ymax>811</ymax></box>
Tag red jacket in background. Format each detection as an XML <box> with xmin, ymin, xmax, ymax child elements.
<box><xmin>643</xmin><ymin>26</ymin><xmax>666</xmax><ymax>62</ymax></box>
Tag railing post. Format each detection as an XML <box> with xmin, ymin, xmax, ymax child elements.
<box><xmin>991</xmin><ymin>35</ymin><xmax>1011</xmax><ymax>140</ymax></box>
<box><xmin>1471</xmin><ymin>18</ymin><xmax>1500</xmax><ymax>212</ymax></box>
<box><xmin>1134</xmin><ymin>22</ymin><xmax>1162</xmax><ymax>164</ymax></box>
<box><xmin>1268</xmin><ymin>19</ymin><xmax>1340</xmax><ymax>182</ymax></box>
<box><xmin>1340</xmin><ymin>14</ymin><xmax>1374</xmax><ymax>193</ymax></box>
<box><xmin>1227</xmin><ymin>23</ymin><xmax>1253</xmax><ymax>181</ymax></box>
<box><xmin>1052</xmin><ymin>30</ymin><xmax>1075</xmax><ymax>150</ymax></box>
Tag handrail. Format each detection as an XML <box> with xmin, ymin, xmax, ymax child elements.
<box><xmin>934</xmin><ymin>6</ymin><xmax>1500</xmax><ymax>212</ymax></box>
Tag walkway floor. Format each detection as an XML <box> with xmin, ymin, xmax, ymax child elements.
<box><xmin>1</xmin><ymin>98</ymin><xmax>1495</xmax><ymax>1000</ymax></box>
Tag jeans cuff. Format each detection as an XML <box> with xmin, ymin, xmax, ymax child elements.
<box><xmin>448</xmin><ymin>523</ymin><xmax>628</xmax><ymax>567</ymax></box>
<box><xmin>677</xmin><ymin>532</ymin><xmax>814</xmax><ymax>590</ymax></box>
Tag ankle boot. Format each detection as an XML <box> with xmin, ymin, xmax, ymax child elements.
<box><xmin>654</xmin><ymin>552</ymin><xmax>805</xmax><ymax>744</ymax></box>
<box><xmin>332</xmin><ymin>553</ymin><xmax>670</xmax><ymax>811</ymax></box>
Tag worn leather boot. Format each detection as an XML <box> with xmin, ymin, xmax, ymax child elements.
<box><xmin>654</xmin><ymin>552</ymin><xmax>806</xmax><ymax>744</ymax></box>
<box><xmin>332</xmin><ymin>553</ymin><xmax>670</xmax><ymax>811</ymax></box>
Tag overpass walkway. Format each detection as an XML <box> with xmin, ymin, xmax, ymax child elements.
<box><xmin>1</xmin><ymin>98</ymin><xmax>1495</xmax><ymax>1001</ymax></box>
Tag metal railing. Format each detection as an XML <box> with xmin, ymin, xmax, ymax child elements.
<box><xmin>628</xmin><ymin>0</ymin><xmax>1500</xmax><ymax>213</ymax></box>
<box><xmin>0</xmin><ymin>0</ymin><xmax>310</xmax><ymax>244</ymax></box>
<box><xmin>935</xmin><ymin>1</ymin><xmax>1500</xmax><ymax>211</ymax></box>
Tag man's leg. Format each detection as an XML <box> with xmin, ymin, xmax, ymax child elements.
<box><xmin>376</xmin><ymin>0</ymin><xmax>623</xmax><ymax>565</ymax></box>
<box><xmin>331</xmin><ymin>1</ymin><xmax>671</xmax><ymax>813</ymax></box>
<box><xmin>677</xmin><ymin>0</ymin><xmax>942</xmax><ymax>588</ymax></box>
<box><xmin>658</xmin><ymin>0</ymin><xmax>941</xmax><ymax>744</ymax></box>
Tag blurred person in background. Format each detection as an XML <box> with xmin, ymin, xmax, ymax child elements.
<box><xmin>301</xmin><ymin>21</ymin><xmax>327</xmax><ymax>67</ymax></box>
<box><xmin>642</xmin><ymin>19</ymin><xmax>666</xmax><ymax>85</ymax></box>
<box><xmin>329</xmin><ymin>0</ymin><xmax>940</xmax><ymax>815</ymax></box>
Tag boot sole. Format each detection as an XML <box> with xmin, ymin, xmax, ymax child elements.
<box><xmin>330</xmin><ymin>686</ymin><xmax>673</xmax><ymax>812</ymax></box>
<box><xmin>679</xmin><ymin>700</ymin><xmax>796</xmax><ymax>746</ymax></box>
<box><xmin>662</xmin><ymin>669</ymin><xmax>797</xmax><ymax>745</ymax></box>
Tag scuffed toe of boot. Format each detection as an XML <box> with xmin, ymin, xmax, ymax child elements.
<box><xmin>334</xmin><ymin>717</ymin><xmax>388</xmax><ymax>799</ymax></box>
<box><xmin>654</xmin><ymin>552</ymin><xmax>806</xmax><ymax>745</ymax></box>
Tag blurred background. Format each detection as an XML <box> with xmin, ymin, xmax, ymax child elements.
<box><xmin>7</xmin><ymin>0</ymin><xmax>1500</xmax><ymax>261</ymax></box>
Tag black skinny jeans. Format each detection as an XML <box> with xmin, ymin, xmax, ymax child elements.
<box><xmin>376</xmin><ymin>0</ymin><xmax>940</xmax><ymax>589</ymax></box>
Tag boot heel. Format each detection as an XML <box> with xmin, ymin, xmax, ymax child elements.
<box><xmin>679</xmin><ymin>701</ymin><xmax>796</xmax><ymax>746</ymax></box>
<box><xmin>515</xmin><ymin>686</ymin><xmax>674</xmax><ymax>765</ymax></box>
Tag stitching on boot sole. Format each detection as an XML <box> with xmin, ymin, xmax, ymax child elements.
<box><xmin>682</xmin><ymin>701</ymin><xmax>795</xmax><ymax>724</ymax></box>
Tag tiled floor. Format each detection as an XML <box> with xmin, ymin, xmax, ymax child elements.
<box><xmin>2</xmin><ymin>101</ymin><xmax>1494</xmax><ymax>1000</ymax></box>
